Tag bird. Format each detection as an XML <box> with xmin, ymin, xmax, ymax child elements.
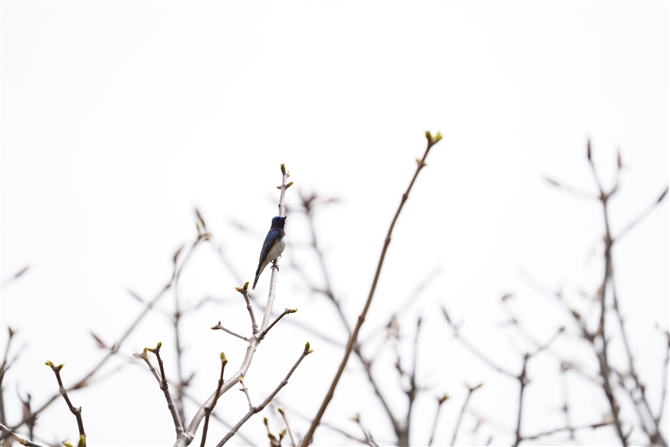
<box><xmin>252</xmin><ymin>215</ymin><xmax>287</xmax><ymax>290</ymax></box>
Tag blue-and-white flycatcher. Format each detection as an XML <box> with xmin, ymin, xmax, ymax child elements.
<box><xmin>252</xmin><ymin>216</ymin><xmax>287</xmax><ymax>290</ymax></box>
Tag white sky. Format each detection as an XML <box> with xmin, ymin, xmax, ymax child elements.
<box><xmin>2</xmin><ymin>2</ymin><xmax>668</xmax><ymax>446</ymax></box>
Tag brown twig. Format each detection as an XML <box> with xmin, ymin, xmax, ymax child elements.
<box><xmin>301</xmin><ymin>131</ymin><xmax>443</xmax><ymax>445</ymax></box>
<box><xmin>260</xmin><ymin>308</ymin><xmax>297</xmax><ymax>341</ymax></box>
<box><xmin>0</xmin><ymin>422</ymin><xmax>45</xmax><ymax>447</ymax></box>
<box><xmin>140</xmin><ymin>343</ymin><xmax>184</xmax><ymax>437</ymax></box>
<box><xmin>298</xmin><ymin>190</ymin><xmax>351</xmax><ymax>336</ymax></box>
<box><xmin>216</xmin><ymin>343</ymin><xmax>313</xmax><ymax>446</ymax></box>
<box><xmin>522</xmin><ymin>419</ymin><xmax>614</xmax><ymax>441</ymax></box>
<box><xmin>428</xmin><ymin>394</ymin><xmax>449</xmax><ymax>446</ymax></box>
<box><xmin>174</xmin><ymin>166</ymin><xmax>292</xmax><ymax>447</ymax></box>
<box><xmin>4</xmin><ymin>232</ymin><xmax>208</xmax><ymax>437</ymax></box>
<box><xmin>237</xmin><ymin>286</ymin><xmax>259</xmax><ymax>335</ymax></box>
<box><xmin>278</xmin><ymin>407</ymin><xmax>296</xmax><ymax>447</ymax></box>
<box><xmin>200</xmin><ymin>353</ymin><xmax>227</xmax><ymax>447</ymax></box>
<box><xmin>443</xmin><ymin>306</ymin><xmax>517</xmax><ymax>379</ymax></box>
<box><xmin>351</xmin><ymin>413</ymin><xmax>379</xmax><ymax>447</ymax></box>
<box><xmin>451</xmin><ymin>383</ymin><xmax>482</xmax><ymax>446</ymax></box>
<box><xmin>45</xmin><ymin>362</ymin><xmax>86</xmax><ymax>446</ymax></box>
<box><xmin>0</xmin><ymin>327</ymin><xmax>17</xmax><ymax>428</ymax></box>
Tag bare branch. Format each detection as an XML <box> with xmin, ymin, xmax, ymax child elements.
<box><xmin>522</xmin><ymin>419</ymin><xmax>614</xmax><ymax>441</ymax></box>
<box><xmin>45</xmin><ymin>361</ymin><xmax>86</xmax><ymax>446</ymax></box>
<box><xmin>428</xmin><ymin>394</ymin><xmax>449</xmax><ymax>446</ymax></box>
<box><xmin>0</xmin><ymin>422</ymin><xmax>45</xmax><ymax>447</ymax></box>
<box><xmin>211</xmin><ymin>322</ymin><xmax>250</xmax><ymax>342</ymax></box>
<box><xmin>302</xmin><ymin>132</ymin><xmax>443</xmax><ymax>445</ymax></box>
<box><xmin>236</xmin><ymin>286</ymin><xmax>259</xmax><ymax>335</ymax></box>
<box><xmin>200</xmin><ymin>353</ymin><xmax>227</xmax><ymax>447</ymax></box>
<box><xmin>443</xmin><ymin>306</ymin><xmax>517</xmax><ymax>379</ymax></box>
<box><xmin>217</xmin><ymin>343</ymin><xmax>313</xmax><ymax>446</ymax></box>
<box><xmin>451</xmin><ymin>383</ymin><xmax>482</xmax><ymax>446</ymax></box>
<box><xmin>616</xmin><ymin>185</ymin><xmax>669</xmax><ymax>240</ymax></box>
<box><xmin>657</xmin><ymin>331</ymin><xmax>670</xmax><ymax>426</ymax></box>
<box><xmin>6</xmin><ymin>232</ymin><xmax>208</xmax><ymax>435</ymax></box>
<box><xmin>1</xmin><ymin>264</ymin><xmax>31</xmax><ymax>287</ymax></box>
<box><xmin>174</xmin><ymin>168</ymin><xmax>292</xmax><ymax>447</ymax></box>
<box><xmin>278</xmin><ymin>407</ymin><xmax>296</xmax><ymax>447</ymax></box>
<box><xmin>260</xmin><ymin>308</ymin><xmax>297</xmax><ymax>341</ymax></box>
<box><xmin>141</xmin><ymin>343</ymin><xmax>184</xmax><ymax>436</ymax></box>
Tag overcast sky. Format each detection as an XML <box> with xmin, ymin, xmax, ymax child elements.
<box><xmin>2</xmin><ymin>2</ymin><xmax>668</xmax><ymax>446</ymax></box>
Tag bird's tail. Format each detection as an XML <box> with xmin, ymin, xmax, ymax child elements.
<box><xmin>252</xmin><ymin>274</ymin><xmax>260</xmax><ymax>290</ymax></box>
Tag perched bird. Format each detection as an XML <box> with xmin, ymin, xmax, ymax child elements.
<box><xmin>253</xmin><ymin>215</ymin><xmax>287</xmax><ymax>290</ymax></box>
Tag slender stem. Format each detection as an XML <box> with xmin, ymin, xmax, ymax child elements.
<box><xmin>451</xmin><ymin>384</ymin><xmax>481</xmax><ymax>446</ymax></box>
<box><xmin>428</xmin><ymin>395</ymin><xmax>448</xmax><ymax>446</ymax></box>
<box><xmin>7</xmin><ymin>235</ymin><xmax>206</xmax><ymax>435</ymax></box>
<box><xmin>259</xmin><ymin>308</ymin><xmax>296</xmax><ymax>340</ymax></box>
<box><xmin>513</xmin><ymin>355</ymin><xmax>529</xmax><ymax>447</ymax></box>
<box><xmin>0</xmin><ymin>423</ymin><xmax>45</xmax><ymax>447</ymax></box>
<box><xmin>216</xmin><ymin>345</ymin><xmax>312</xmax><ymax>446</ymax></box>
<box><xmin>200</xmin><ymin>354</ymin><xmax>227</xmax><ymax>447</ymax></box>
<box><xmin>46</xmin><ymin>362</ymin><xmax>86</xmax><ymax>445</ymax></box>
<box><xmin>174</xmin><ymin>167</ymin><xmax>290</xmax><ymax>447</ymax></box>
<box><xmin>301</xmin><ymin>134</ymin><xmax>442</xmax><ymax>445</ymax></box>
<box><xmin>278</xmin><ymin>408</ymin><xmax>296</xmax><ymax>447</ymax></box>
<box><xmin>152</xmin><ymin>344</ymin><xmax>184</xmax><ymax>436</ymax></box>
<box><xmin>211</xmin><ymin>322</ymin><xmax>250</xmax><ymax>342</ymax></box>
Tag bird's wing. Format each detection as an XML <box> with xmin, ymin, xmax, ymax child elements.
<box><xmin>258</xmin><ymin>229</ymin><xmax>280</xmax><ymax>263</ymax></box>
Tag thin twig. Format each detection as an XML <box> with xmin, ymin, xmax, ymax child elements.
<box><xmin>0</xmin><ymin>423</ymin><xmax>45</xmax><ymax>447</ymax></box>
<box><xmin>237</xmin><ymin>287</ymin><xmax>259</xmax><ymax>335</ymax></box>
<box><xmin>239</xmin><ymin>378</ymin><xmax>253</xmax><ymax>409</ymax></box>
<box><xmin>522</xmin><ymin>420</ymin><xmax>614</xmax><ymax>441</ymax></box>
<box><xmin>133</xmin><ymin>349</ymin><xmax>161</xmax><ymax>384</ymax></box>
<box><xmin>299</xmin><ymin>190</ymin><xmax>352</xmax><ymax>336</ymax></box>
<box><xmin>200</xmin><ymin>353</ymin><xmax>227</xmax><ymax>447</ymax></box>
<box><xmin>428</xmin><ymin>394</ymin><xmax>449</xmax><ymax>446</ymax></box>
<box><xmin>45</xmin><ymin>362</ymin><xmax>86</xmax><ymax>446</ymax></box>
<box><xmin>174</xmin><ymin>167</ymin><xmax>291</xmax><ymax>447</ymax></box>
<box><xmin>451</xmin><ymin>383</ymin><xmax>482</xmax><ymax>446</ymax></box>
<box><xmin>586</xmin><ymin>141</ymin><xmax>629</xmax><ymax>446</ymax></box>
<box><xmin>183</xmin><ymin>393</ymin><xmax>256</xmax><ymax>446</ymax></box>
<box><xmin>544</xmin><ymin>176</ymin><xmax>598</xmax><ymax>201</ymax></box>
<box><xmin>260</xmin><ymin>308</ymin><xmax>297</xmax><ymax>340</ymax></box>
<box><xmin>513</xmin><ymin>354</ymin><xmax>530</xmax><ymax>447</ymax></box>
<box><xmin>278</xmin><ymin>407</ymin><xmax>296</xmax><ymax>447</ymax></box>
<box><xmin>615</xmin><ymin>185</ymin><xmax>668</xmax><ymax>240</ymax></box>
<box><xmin>217</xmin><ymin>343</ymin><xmax>313</xmax><ymax>446</ymax></box>
<box><xmin>352</xmin><ymin>414</ymin><xmax>380</xmax><ymax>447</ymax></box>
<box><xmin>301</xmin><ymin>132</ymin><xmax>443</xmax><ymax>445</ymax></box>
<box><xmin>260</xmin><ymin>165</ymin><xmax>291</xmax><ymax>332</ymax></box>
<box><xmin>0</xmin><ymin>264</ymin><xmax>30</xmax><ymax>287</ymax></box>
<box><xmin>657</xmin><ymin>331</ymin><xmax>670</xmax><ymax>425</ymax></box>
<box><xmin>0</xmin><ymin>327</ymin><xmax>17</xmax><ymax>429</ymax></box>
<box><xmin>211</xmin><ymin>322</ymin><xmax>250</xmax><ymax>342</ymax></box>
<box><xmin>6</xmin><ymin>233</ymin><xmax>207</xmax><ymax>435</ymax></box>
<box><xmin>443</xmin><ymin>307</ymin><xmax>517</xmax><ymax>379</ymax></box>
<box><xmin>148</xmin><ymin>343</ymin><xmax>184</xmax><ymax>436</ymax></box>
